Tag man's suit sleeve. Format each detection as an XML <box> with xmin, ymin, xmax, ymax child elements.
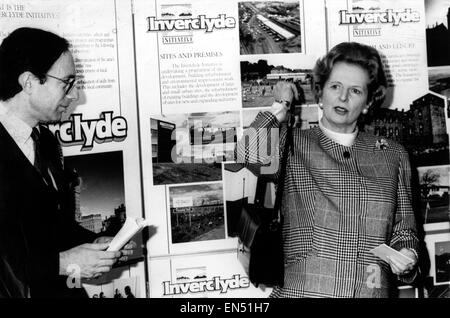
<box><xmin>56</xmin><ymin>213</ymin><xmax>99</xmax><ymax>251</ymax></box>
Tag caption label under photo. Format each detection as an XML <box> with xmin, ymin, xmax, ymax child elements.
<box><xmin>179</xmin><ymin>301</ymin><xmax>270</xmax><ymax>315</ymax></box>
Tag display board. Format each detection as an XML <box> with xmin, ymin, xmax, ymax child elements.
<box><xmin>0</xmin><ymin>0</ymin><xmax>146</xmax><ymax>298</ymax></box>
<box><xmin>133</xmin><ymin>0</ymin><xmax>327</xmax><ymax>297</ymax></box>
<box><xmin>1</xmin><ymin>0</ymin><xmax>449</xmax><ymax>298</ymax></box>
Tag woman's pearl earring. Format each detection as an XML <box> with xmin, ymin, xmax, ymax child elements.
<box><xmin>318</xmin><ymin>102</ymin><xmax>323</xmax><ymax>108</ymax></box>
<box><xmin>362</xmin><ymin>108</ymin><xmax>368</xmax><ymax>114</ymax></box>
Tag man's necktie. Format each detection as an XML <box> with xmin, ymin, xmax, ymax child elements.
<box><xmin>31</xmin><ymin>127</ymin><xmax>54</xmax><ymax>189</ymax></box>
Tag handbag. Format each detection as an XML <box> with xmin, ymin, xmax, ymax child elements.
<box><xmin>236</xmin><ymin>176</ymin><xmax>284</xmax><ymax>287</ymax></box>
<box><xmin>236</xmin><ymin>118</ymin><xmax>293</xmax><ymax>288</ymax></box>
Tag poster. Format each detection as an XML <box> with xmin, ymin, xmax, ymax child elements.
<box><xmin>134</xmin><ymin>0</ymin><xmax>327</xmax><ymax>297</ymax></box>
<box><xmin>0</xmin><ymin>0</ymin><xmax>146</xmax><ymax>297</ymax></box>
<box><xmin>148</xmin><ymin>252</ymin><xmax>270</xmax><ymax>298</ymax></box>
<box><xmin>134</xmin><ymin>0</ymin><xmax>242</xmax><ymax>115</ymax></box>
<box><xmin>325</xmin><ymin>0</ymin><xmax>429</xmax><ymax>110</ymax></box>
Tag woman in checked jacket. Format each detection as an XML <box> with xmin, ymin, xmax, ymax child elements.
<box><xmin>236</xmin><ymin>42</ymin><xmax>419</xmax><ymax>298</ymax></box>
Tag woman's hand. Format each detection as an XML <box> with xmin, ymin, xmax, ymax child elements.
<box><xmin>270</xmin><ymin>100</ymin><xmax>290</xmax><ymax>123</ymax></box>
<box><xmin>271</xmin><ymin>81</ymin><xmax>299</xmax><ymax>123</ymax></box>
<box><xmin>387</xmin><ymin>248</ymin><xmax>418</xmax><ymax>276</ymax></box>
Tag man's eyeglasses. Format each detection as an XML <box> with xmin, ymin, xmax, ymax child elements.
<box><xmin>46</xmin><ymin>74</ymin><xmax>77</xmax><ymax>95</ymax></box>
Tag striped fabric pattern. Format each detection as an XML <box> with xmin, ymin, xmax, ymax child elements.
<box><xmin>236</xmin><ymin>112</ymin><xmax>419</xmax><ymax>298</ymax></box>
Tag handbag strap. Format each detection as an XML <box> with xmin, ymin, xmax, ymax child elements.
<box><xmin>253</xmin><ymin>175</ymin><xmax>270</xmax><ymax>207</ymax></box>
<box><xmin>272</xmin><ymin>112</ymin><xmax>294</xmax><ymax>220</ymax></box>
<box><xmin>251</xmin><ymin>111</ymin><xmax>294</xmax><ymax>219</ymax></box>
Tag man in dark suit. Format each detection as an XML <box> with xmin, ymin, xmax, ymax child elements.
<box><xmin>0</xmin><ymin>27</ymin><xmax>132</xmax><ymax>298</ymax></box>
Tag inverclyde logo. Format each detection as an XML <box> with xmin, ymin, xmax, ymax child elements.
<box><xmin>48</xmin><ymin>111</ymin><xmax>128</xmax><ymax>151</ymax></box>
<box><xmin>162</xmin><ymin>274</ymin><xmax>250</xmax><ymax>295</ymax></box>
<box><xmin>339</xmin><ymin>8</ymin><xmax>420</xmax><ymax>26</ymax></box>
<box><xmin>146</xmin><ymin>14</ymin><xmax>237</xmax><ymax>33</ymax></box>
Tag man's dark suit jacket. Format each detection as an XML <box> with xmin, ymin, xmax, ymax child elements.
<box><xmin>0</xmin><ymin>123</ymin><xmax>98</xmax><ymax>298</ymax></box>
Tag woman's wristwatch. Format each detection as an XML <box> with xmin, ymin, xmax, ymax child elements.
<box><xmin>275</xmin><ymin>99</ymin><xmax>291</xmax><ymax>108</ymax></box>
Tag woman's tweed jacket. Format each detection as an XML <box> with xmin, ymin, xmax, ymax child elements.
<box><xmin>236</xmin><ymin>112</ymin><xmax>419</xmax><ymax>298</ymax></box>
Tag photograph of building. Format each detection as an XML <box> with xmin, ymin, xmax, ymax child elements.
<box><xmin>428</xmin><ymin>66</ymin><xmax>450</xmax><ymax>100</ymax></box>
<box><xmin>169</xmin><ymin>182</ymin><xmax>225</xmax><ymax>244</ymax></box>
<box><xmin>435</xmin><ymin>240</ymin><xmax>450</xmax><ymax>284</ymax></box>
<box><xmin>425</xmin><ymin>0</ymin><xmax>450</xmax><ymax>98</ymax></box>
<box><xmin>365</xmin><ymin>92</ymin><xmax>449</xmax><ymax>166</ymax></box>
<box><xmin>426</xmin><ymin>1</ymin><xmax>450</xmax><ymax>99</ymax></box>
<box><xmin>239</xmin><ymin>1</ymin><xmax>302</xmax><ymax>54</ymax></box>
<box><xmin>151</xmin><ymin>118</ymin><xmax>177</xmax><ymax>164</ymax></box>
<box><xmin>64</xmin><ymin>151</ymin><xmax>127</xmax><ymax>236</ymax></box>
<box><xmin>417</xmin><ymin>165</ymin><xmax>450</xmax><ymax>224</ymax></box>
<box><xmin>151</xmin><ymin>112</ymin><xmax>240</xmax><ymax>185</ymax></box>
<box><xmin>426</xmin><ymin>2</ymin><xmax>450</xmax><ymax>67</ymax></box>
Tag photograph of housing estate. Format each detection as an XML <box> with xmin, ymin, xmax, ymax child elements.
<box><xmin>168</xmin><ymin>182</ymin><xmax>225</xmax><ymax>244</ymax></box>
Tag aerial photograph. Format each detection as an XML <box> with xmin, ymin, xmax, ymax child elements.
<box><xmin>239</xmin><ymin>1</ymin><xmax>302</xmax><ymax>55</ymax></box>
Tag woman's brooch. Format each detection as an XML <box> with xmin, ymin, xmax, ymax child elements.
<box><xmin>375</xmin><ymin>138</ymin><xmax>388</xmax><ymax>150</ymax></box>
